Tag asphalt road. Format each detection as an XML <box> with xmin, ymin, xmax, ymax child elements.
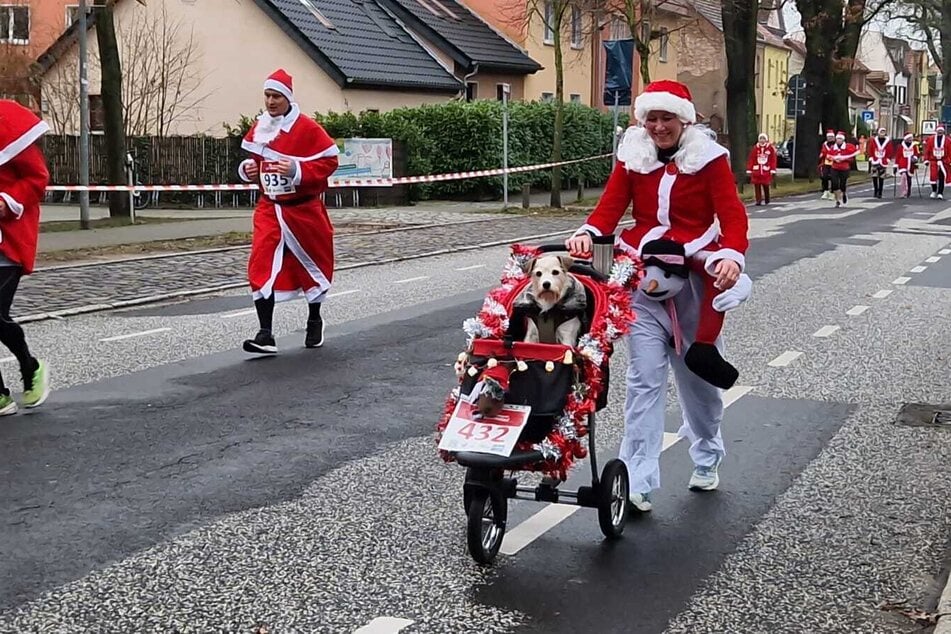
<box><xmin>2</xmin><ymin>186</ymin><xmax>951</xmax><ymax>633</ymax></box>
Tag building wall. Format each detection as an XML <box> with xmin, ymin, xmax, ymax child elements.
<box><xmin>458</xmin><ymin>0</ymin><xmax>525</xmax><ymax>44</ymax></box>
<box><xmin>6</xmin><ymin>0</ymin><xmax>75</xmax><ymax>59</ymax></box>
<box><xmin>677</xmin><ymin>17</ymin><xmax>726</xmax><ymax>132</ymax></box>
<box><xmin>468</xmin><ymin>71</ymin><xmax>527</xmax><ymax>101</ymax></box>
<box><xmin>641</xmin><ymin>13</ymin><xmax>682</xmax><ymax>90</ymax></box>
<box><xmin>521</xmin><ymin>10</ymin><xmax>592</xmax><ymax>104</ymax></box>
<box><xmin>39</xmin><ymin>0</ymin><xmax>454</xmax><ymax>137</ymax></box>
<box><xmin>760</xmin><ymin>44</ymin><xmax>789</xmax><ymax>142</ymax></box>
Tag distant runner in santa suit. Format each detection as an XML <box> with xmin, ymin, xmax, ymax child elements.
<box><xmin>0</xmin><ymin>99</ymin><xmax>51</xmax><ymax>413</ymax></box>
<box><xmin>238</xmin><ymin>69</ymin><xmax>340</xmax><ymax>354</ymax></box>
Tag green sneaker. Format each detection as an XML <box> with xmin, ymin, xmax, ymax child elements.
<box><xmin>0</xmin><ymin>393</ymin><xmax>17</xmax><ymax>416</ymax></box>
<box><xmin>21</xmin><ymin>359</ymin><xmax>50</xmax><ymax>409</ymax></box>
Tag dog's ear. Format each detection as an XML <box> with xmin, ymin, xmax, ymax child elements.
<box><xmin>558</xmin><ymin>255</ymin><xmax>576</xmax><ymax>273</ymax></box>
<box><xmin>521</xmin><ymin>257</ymin><xmax>536</xmax><ymax>275</ymax></box>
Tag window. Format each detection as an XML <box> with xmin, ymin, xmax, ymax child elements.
<box><xmin>89</xmin><ymin>94</ymin><xmax>104</xmax><ymax>132</ymax></box>
<box><xmin>541</xmin><ymin>92</ymin><xmax>554</xmax><ymax>102</ymax></box>
<box><xmin>570</xmin><ymin>7</ymin><xmax>582</xmax><ymax>48</ymax></box>
<box><xmin>658</xmin><ymin>27</ymin><xmax>668</xmax><ymax>62</ymax></box>
<box><xmin>543</xmin><ymin>1</ymin><xmax>554</xmax><ymax>44</ymax></box>
<box><xmin>466</xmin><ymin>82</ymin><xmax>478</xmax><ymax>102</ymax></box>
<box><xmin>570</xmin><ymin>93</ymin><xmax>581</xmax><ymax>103</ymax></box>
<box><xmin>0</xmin><ymin>6</ymin><xmax>29</xmax><ymax>44</ymax></box>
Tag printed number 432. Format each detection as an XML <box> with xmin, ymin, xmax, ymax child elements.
<box><xmin>457</xmin><ymin>422</ymin><xmax>508</xmax><ymax>442</ymax></box>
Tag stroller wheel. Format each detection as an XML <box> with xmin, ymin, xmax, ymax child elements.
<box><xmin>466</xmin><ymin>489</ymin><xmax>505</xmax><ymax>564</ymax></box>
<box><xmin>597</xmin><ymin>459</ymin><xmax>629</xmax><ymax>538</ymax></box>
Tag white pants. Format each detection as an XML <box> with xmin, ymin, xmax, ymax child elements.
<box><xmin>619</xmin><ymin>274</ymin><xmax>726</xmax><ymax>494</ymax></box>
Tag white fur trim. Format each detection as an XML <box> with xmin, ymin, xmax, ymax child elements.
<box><xmin>634</xmin><ymin>91</ymin><xmax>696</xmax><ymax>124</ymax></box>
<box><xmin>238</xmin><ymin>159</ymin><xmax>255</xmax><ymax>183</ymax></box>
<box><xmin>242</xmin><ymin>139</ymin><xmax>340</xmax><ymax>163</ymax></box>
<box><xmin>264</xmin><ymin>78</ymin><xmax>293</xmax><ymax>101</ymax></box>
<box><xmin>0</xmin><ymin>192</ymin><xmax>24</xmax><ymax>218</ymax></box>
<box><xmin>0</xmin><ymin>120</ymin><xmax>49</xmax><ymax>169</ymax></box>
<box><xmin>291</xmin><ymin>160</ymin><xmax>302</xmax><ymax>187</ymax></box>
<box><xmin>704</xmin><ymin>248</ymin><xmax>745</xmax><ymax>275</ymax></box>
<box><xmin>617</xmin><ymin>124</ymin><xmax>728</xmax><ymax>175</ymax></box>
<box><xmin>574</xmin><ymin>223</ymin><xmax>602</xmax><ymax>237</ymax></box>
<box><xmin>684</xmin><ymin>223</ymin><xmax>719</xmax><ymax>256</ymax></box>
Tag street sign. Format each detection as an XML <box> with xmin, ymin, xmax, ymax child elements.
<box><xmin>861</xmin><ymin>110</ymin><xmax>874</xmax><ymax>122</ymax></box>
<box><xmin>923</xmin><ymin>120</ymin><xmax>937</xmax><ymax>134</ymax></box>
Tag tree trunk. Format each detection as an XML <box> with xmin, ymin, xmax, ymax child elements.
<box><xmin>793</xmin><ymin>0</ymin><xmax>838</xmax><ymax>178</ymax></box>
<box><xmin>828</xmin><ymin>0</ymin><xmax>866</xmax><ymax>133</ymax></box>
<box><xmin>721</xmin><ymin>0</ymin><xmax>758</xmax><ymax>184</ymax></box>
<box><xmin>96</xmin><ymin>2</ymin><xmax>130</xmax><ymax>218</ymax></box>
<box><xmin>550</xmin><ymin>7</ymin><xmax>565</xmax><ymax>208</ymax></box>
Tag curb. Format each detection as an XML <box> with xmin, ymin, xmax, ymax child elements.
<box><xmin>18</xmin><ymin>221</ymin><xmax>634</xmax><ymax>324</ymax></box>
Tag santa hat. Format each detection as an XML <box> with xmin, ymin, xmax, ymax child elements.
<box><xmin>877</xmin><ymin>127</ymin><xmax>887</xmax><ymax>135</ymax></box>
<box><xmin>904</xmin><ymin>133</ymin><xmax>914</xmax><ymax>140</ymax></box>
<box><xmin>825</xmin><ymin>130</ymin><xmax>835</xmax><ymax>137</ymax></box>
<box><xmin>758</xmin><ymin>132</ymin><xmax>769</xmax><ymax>140</ymax></box>
<box><xmin>264</xmin><ymin>68</ymin><xmax>294</xmax><ymax>101</ymax></box>
<box><xmin>938</xmin><ymin>126</ymin><xmax>946</xmax><ymax>133</ymax></box>
<box><xmin>835</xmin><ymin>131</ymin><xmax>846</xmax><ymax>139</ymax></box>
<box><xmin>634</xmin><ymin>80</ymin><xmax>696</xmax><ymax>124</ymax></box>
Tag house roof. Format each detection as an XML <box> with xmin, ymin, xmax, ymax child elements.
<box><xmin>376</xmin><ymin>0</ymin><xmax>541</xmax><ymax>74</ymax></box>
<box><xmin>783</xmin><ymin>37</ymin><xmax>806</xmax><ymax>58</ymax></box>
<box><xmin>757</xmin><ymin>24</ymin><xmax>788</xmax><ymax>49</ymax></box>
<box><xmin>691</xmin><ymin>0</ymin><xmax>722</xmax><ymax>31</ymax></box>
<box><xmin>36</xmin><ymin>9</ymin><xmax>100</xmax><ymax>73</ymax></box>
<box><xmin>255</xmin><ymin>0</ymin><xmax>462</xmax><ymax>92</ymax></box>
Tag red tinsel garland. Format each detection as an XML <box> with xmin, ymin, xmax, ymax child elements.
<box><xmin>436</xmin><ymin>243</ymin><xmax>642</xmax><ymax>479</ymax></box>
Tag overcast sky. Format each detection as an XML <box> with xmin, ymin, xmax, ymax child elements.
<box><xmin>782</xmin><ymin>1</ymin><xmax>929</xmax><ymax>52</ymax></box>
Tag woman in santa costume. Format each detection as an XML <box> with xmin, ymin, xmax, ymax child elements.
<box><xmin>867</xmin><ymin>127</ymin><xmax>893</xmax><ymax>199</ymax></box>
<box><xmin>828</xmin><ymin>131</ymin><xmax>858</xmax><ymax>208</ymax></box>
<box><xmin>745</xmin><ymin>132</ymin><xmax>777</xmax><ymax>205</ymax></box>
<box><xmin>818</xmin><ymin>130</ymin><xmax>837</xmax><ymax>200</ymax></box>
<box><xmin>0</xmin><ymin>100</ymin><xmax>51</xmax><ymax>413</ymax></box>
<box><xmin>238</xmin><ymin>69</ymin><xmax>340</xmax><ymax>354</ymax></box>
<box><xmin>565</xmin><ymin>80</ymin><xmax>752</xmax><ymax>511</ymax></box>
<box><xmin>893</xmin><ymin>132</ymin><xmax>919</xmax><ymax>198</ymax></box>
<box><xmin>924</xmin><ymin>125</ymin><xmax>950</xmax><ymax>200</ymax></box>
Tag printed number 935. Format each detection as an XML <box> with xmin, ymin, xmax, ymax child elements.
<box><xmin>262</xmin><ymin>173</ymin><xmax>289</xmax><ymax>188</ymax></box>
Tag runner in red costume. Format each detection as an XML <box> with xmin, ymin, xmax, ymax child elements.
<box><xmin>893</xmin><ymin>133</ymin><xmax>919</xmax><ymax>198</ymax></box>
<box><xmin>924</xmin><ymin>125</ymin><xmax>951</xmax><ymax>200</ymax></box>
<box><xmin>238</xmin><ymin>69</ymin><xmax>340</xmax><ymax>354</ymax></box>
<box><xmin>828</xmin><ymin>131</ymin><xmax>858</xmax><ymax>208</ymax></box>
<box><xmin>0</xmin><ymin>100</ymin><xmax>51</xmax><ymax>413</ymax></box>
<box><xmin>867</xmin><ymin>127</ymin><xmax>893</xmax><ymax>199</ymax></box>
<box><xmin>745</xmin><ymin>132</ymin><xmax>777</xmax><ymax>205</ymax></box>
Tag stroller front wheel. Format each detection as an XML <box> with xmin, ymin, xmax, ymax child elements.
<box><xmin>466</xmin><ymin>489</ymin><xmax>505</xmax><ymax>564</ymax></box>
<box><xmin>597</xmin><ymin>459</ymin><xmax>629</xmax><ymax>538</ymax></box>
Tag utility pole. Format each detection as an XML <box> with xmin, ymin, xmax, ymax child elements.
<box><xmin>78</xmin><ymin>0</ymin><xmax>91</xmax><ymax>230</ymax></box>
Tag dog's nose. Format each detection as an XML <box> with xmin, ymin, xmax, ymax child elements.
<box><xmin>543</xmin><ymin>281</ymin><xmax>551</xmax><ymax>290</ymax></box>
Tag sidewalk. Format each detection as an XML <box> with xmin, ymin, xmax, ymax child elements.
<box><xmin>38</xmin><ymin>187</ymin><xmax>604</xmax><ymax>254</ymax></box>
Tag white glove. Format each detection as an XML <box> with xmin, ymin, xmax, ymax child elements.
<box><xmin>712</xmin><ymin>273</ymin><xmax>752</xmax><ymax>313</ymax></box>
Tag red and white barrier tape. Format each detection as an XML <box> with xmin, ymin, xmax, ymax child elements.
<box><xmin>45</xmin><ymin>153</ymin><xmax>611</xmax><ymax>192</ymax></box>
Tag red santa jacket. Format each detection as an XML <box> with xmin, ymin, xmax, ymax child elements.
<box><xmin>828</xmin><ymin>142</ymin><xmax>857</xmax><ymax>171</ymax></box>
<box><xmin>745</xmin><ymin>142</ymin><xmax>777</xmax><ymax>185</ymax></box>
<box><xmin>0</xmin><ymin>100</ymin><xmax>50</xmax><ymax>275</ymax></box>
<box><xmin>894</xmin><ymin>140</ymin><xmax>919</xmax><ymax>173</ymax></box>
<box><xmin>818</xmin><ymin>141</ymin><xmax>837</xmax><ymax>170</ymax></box>
<box><xmin>576</xmin><ymin>125</ymin><xmax>749</xmax><ymax>274</ymax></box>
<box><xmin>867</xmin><ymin>136</ymin><xmax>893</xmax><ymax>167</ymax></box>
<box><xmin>238</xmin><ymin>103</ymin><xmax>339</xmax><ymax>203</ymax></box>
<box><xmin>924</xmin><ymin>133</ymin><xmax>950</xmax><ymax>181</ymax></box>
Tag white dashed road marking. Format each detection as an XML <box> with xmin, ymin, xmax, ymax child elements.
<box><xmin>328</xmin><ymin>289</ymin><xmax>361</xmax><ymax>298</ymax></box>
<box><xmin>926</xmin><ymin>256</ymin><xmax>941</xmax><ymax>263</ymax></box>
<box><xmin>455</xmin><ymin>264</ymin><xmax>486</xmax><ymax>271</ymax></box>
<box><xmin>394</xmin><ymin>276</ymin><xmax>429</xmax><ymax>284</ymax></box>
<box><xmin>846</xmin><ymin>305</ymin><xmax>870</xmax><ymax>316</ymax></box>
<box><xmin>893</xmin><ymin>277</ymin><xmax>911</xmax><ymax>285</ymax></box>
<box><xmin>872</xmin><ymin>289</ymin><xmax>893</xmax><ymax>299</ymax></box>
<box><xmin>768</xmin><ymin>350</ymin><xmax>803</xmax><ymax>367</ymax></box>
<box><xmin>940</xmin><ymin>249</ymin><xmax>951</xmax><ymax>255</ymax></box>
<box><xmin>499</xmin><ymin>384</ymin><xmax>754</xmax><ymax>556</ymax></box>
<box><xmin>221</xmin><ymin>308</ymin><xmax>256</xmax><ymax>320</ymax></box>
<box><xmin>910</xmin><ymin>265</ymin><xmax>928</xmax><ymax>273</ymax></box>
<box><xmin>353</xmin><ymin>617</ymin><xmax>415</xmax><ymax>633</ymax></box>
<box><xmin>813</xmin><ymin>325</ymin><xmax>840</xmax><ymax>338</ymax></box>
<box><xmin>100</xmin><ymin>328</ymin><xmax>172</xmax><ymax>343</ymax></box>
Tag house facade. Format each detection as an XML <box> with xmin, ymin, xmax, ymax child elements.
<box><xmin>857</xmin><ymin>30</ymin><xmax>912</xmax><ymax>137</ymax></box>
<box><xmin>0</xmin><ymin>0</ymin><xmax>77</xmax><ymax>108</ymax></box>
<box><xmin>37</xmin><ymin>0</ymin><xmax>544</xmax><ymax>137</ymax></box>
<box><xmin>676</xmin><ymin>0</ymin><xmax>727</xmax><ymax>134</ymax></box>
<box><xmin>755</xmin><ymin>23</ymin><xmax>790</xmax><ymax>142</ymax></box>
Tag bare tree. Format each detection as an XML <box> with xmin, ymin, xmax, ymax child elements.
<box><xmin>40</xmin><ymin>60</ymin><xmax>80</xmax><ymax>135</ymax></box>
<box><xmin>886</xmin><ymin>0</ymin><xmax>950</xmax><ymax>107</ymax></box>
<box><xmin>117</xmin><ymin>1</ymin><xmax>210</xmax><ymax>136</ymax></box>
<box><xmin>0</xmin><ymin>43</ymin><xmax>39</xmax><ymax>107</ymax></box>
<box><xmin>601</xmin><ymin>0</ymin><xmax>696</xmax><ymax>85</ymax></box>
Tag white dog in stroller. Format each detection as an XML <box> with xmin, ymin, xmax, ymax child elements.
<box><xmin>514</xmin><ymin>254</ymin><xmax>587</xmax><ymax>347</ymax></box>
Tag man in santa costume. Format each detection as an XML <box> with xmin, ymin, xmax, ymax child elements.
<box><xmin>0</xmin><ymin>100</ymin><xmax>51</xmax><ymax>413</ymax></box>
<box><xmin>924</xmin><ymin>125</ymin><xmax>950</xmax><ymax>200</ymax></box>
<box><xmin>867</xmin><ymin>127</ymin><xmax>892</xmax><ymax>199</ymax></box>
<box><xmin>746</xmin><ymin>132</ymin><xmax>777</xmax><ymax>205</ymax></box>
<box><xmin>818</xmin><ymin>129</ymin><xmax>837</xmax><ymax>200</ymax></box>
<box><xmin>238</xmin><ymin>69</ymin><xmax>340</xmax><ymax>354</ymax></box>
<box><xmin>828</xmin><ymin>131</ymin><xmax>858</xmax><ymax>208</ymax></box>
<box><xmin>893</xmin><ymin>132</ymin><xmax>919</xmax><ymax>198</ymax></box>
<box><xmin>565</xmin><ymin>80</ymin><xmax>752</xmax><ymax>511</ymax></box>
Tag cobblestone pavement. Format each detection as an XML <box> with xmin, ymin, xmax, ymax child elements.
<box><xmin>17</xmin><ymin>214</ymin><xmax>589</xmax><ymax>319</ymax></box>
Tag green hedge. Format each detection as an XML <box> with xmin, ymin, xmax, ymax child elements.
<box><xmin>228</xmin><ymin>101</ymin><xmax>627</xmax><ymax>200</ymax></box>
